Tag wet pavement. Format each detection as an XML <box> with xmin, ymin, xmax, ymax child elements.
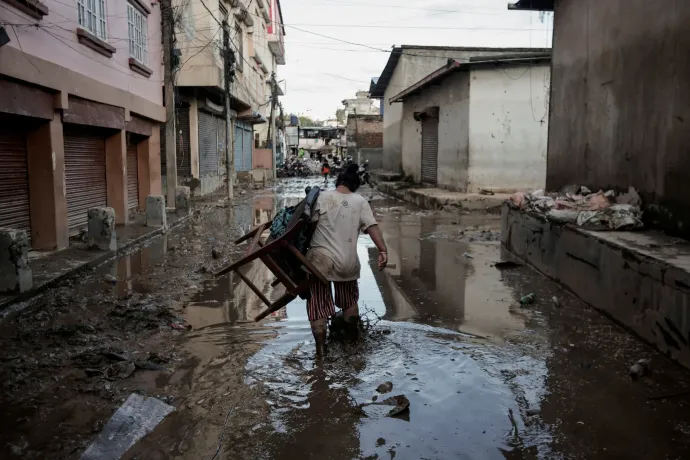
<box><xmin>3</xmin><ymin>178</ymin><xmax>690</xmax><ymax>459</ymax></box>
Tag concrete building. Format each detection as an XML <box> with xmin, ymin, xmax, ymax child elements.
<box><xmin>510</xmin><ymin>0</ymin><xmax>690</xmax><ymax>240</ymax></box>
<box><xmin>0</xmin><ymin>0</ymin><xmax>164</xmax><ymax>251</ymax></box>
<box><xmin>390</xmin><ymin>55</ymin><xmax>550</xmax><ymax>192</ymax></box>
<box><xmin>346</xmin><ymin>115</ymin><xmax>383</xmax><ymax>169</ymax></box>
<box><xmin>370</xmin><ymin>46</ymin><xmax>550</xmax><ymax>173</ymax></box>
<box><xmin>171</xmin><ymin>0</ymin><xmax>285</xmax><ymax>195</ymax></box>
<box><xmin>342</xmin><ymin>91</ymin><xmax>379</xmax><ymax>120</ymax></box>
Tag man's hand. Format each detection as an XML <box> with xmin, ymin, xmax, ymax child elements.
<box><xmin>378</xmin><ymin>252</ymin><xmax>388</xmax><ymax>270</ymax></box>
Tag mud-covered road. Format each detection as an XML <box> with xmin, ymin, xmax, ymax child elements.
<box><xmin>3</xmin><ymin>178</ymin><xmax>690</xmax><ymax>459</ymax></box>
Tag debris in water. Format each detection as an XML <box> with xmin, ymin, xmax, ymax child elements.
<box><xmin>508</xmin><ymin>408</ymin><xmax>519</xmax><ymax>437</ymax></box>
<box><xmin>381</xmin><ymin>395</ymin><xmax>410</xmax><ymax>417</ymax></box>
<box><xmin>494</xmin><ymin>261</ymin><xmax>522</xmax><ymax>269</ymax></box>
<box><xmin>462</xmin><ymin>252</ymin><xmax>473</xmax><ymax>259</ymax></box>
<box><xmin>551</xmin><ymin>296</ymin><xmax>561</xmax><ymax>307</ymax></box>
<box><xmin>526</xmin><ymin>408</ymin><xmax>540</xmax><ymax>417</ymax></box>
<box><xmin>102</xmin><ymin>351</ymin><xmax>129</xmax><ymax>362</ymax></box>
<box><xmin>103</xmin><ymin>274</ymin><xmax>117</xmax><ymax>284</ymax></box>
<box><xmin>105</xmin><ymin>361</ymin><xmax>135</xmax><ymax>380</ymax></box>
<box><xmin>170</xmin><ymin>320</ymin><xmax>191</xmax><ymax>330</ymax></box>
<box><xmin>377</xmin><ymin>381</ymin><xmax>394</xmax><ymax>394</ymax></box>
<box><xmin>212</xmin><ymin>248</ymin><xmax>222</xmax><ymax>259</ymax></box>
<box><xmin>629</xmin><ymin>358</ymin><xmax>651</xmax><ymax>380</ymax></box>
<box><xmin>479</xmin><ymin>189</ymin><xmax>495</xmax><ymax>195</ymax></box>
<box><xmin>519</xmin><ymin>293</ymin><xmax>536</xmax><ymax>305</ymax></box>
<box><xmin>80</xmin><ymin>393</ymin><xmax>174</xmax><ymax>460</ymax></box>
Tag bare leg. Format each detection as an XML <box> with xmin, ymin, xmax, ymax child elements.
<box><xmin>311</xmin><ymin>318</ymin><xmax>328</xmax><ymax>356</ymax></box>
<box><xmin>343</xmin><ymin>304</ymin><xmax>359</xmax><ymax>321</ymax></box>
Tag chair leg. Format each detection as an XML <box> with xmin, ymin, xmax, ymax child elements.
<box><xmin>255</xmin><ymin>292</ymin><xmax>297</xmax><ymax>322</ymax></box>
<box><xmin>235</xmin><ymin>269</ymin><xmax>272</xmax><ymax>308</ymax></box>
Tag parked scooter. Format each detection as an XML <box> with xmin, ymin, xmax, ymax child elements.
<box><xmin>358</xmin><ymin>160</ymin><xmax>370</xmax><ymax>185</ymax></box>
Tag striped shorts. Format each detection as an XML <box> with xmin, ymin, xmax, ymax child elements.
<box><xmin>307</xmin><ymin>280</ymin><xmax>359</xmax><ymax>321</ymax></box>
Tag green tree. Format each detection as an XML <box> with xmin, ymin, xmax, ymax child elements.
<box><xmin>299</xmin><ymin>116</ymin><xmax>323</xmax><ymax>127</ymax></box>
<box><xmin>335</xmin><ymin>108</ymin><xmax>346</xmax><ymax>124</ymax></box>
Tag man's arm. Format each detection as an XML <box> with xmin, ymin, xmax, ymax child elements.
<box><xmin>365</xmin><ymin>224</ymin><xmax>388</xmax><ymax>269</ymax></box>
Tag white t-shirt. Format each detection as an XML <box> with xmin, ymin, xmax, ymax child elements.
<box><xmin>307</xmin><ymin>190</ymin><xmax>378</xmax><ymax>282</ymax></box>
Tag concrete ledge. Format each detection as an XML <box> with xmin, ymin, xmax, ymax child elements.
<box><xmin>0</xmin><ymin>212</ymin><xmax>192</xmax><ymax>312</ymax></box>
<box><xmin>370</xmin><ymin>170</ymin><xmax>403</xmax><ymax>183</ymax></box>
<box><xmin>501</xmin><ymin>202</ymin><xmax>690</xmax><ymax>368</ymax></box>
<box><xmin>375</xmin><ymin>181</ymin><xmax>508</xmax><ymax>212</ymax></box>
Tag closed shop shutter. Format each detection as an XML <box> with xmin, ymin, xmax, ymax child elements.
<box><xmin>235</xmin><ymin>121</ymin><xmax>253</xmax><ymax>172</ymax></box>
<box><xmin>198</xmin><ymin>110</ymin><xmax>219</xmax><ymax>176</ymax></box>
<box><xmin>64</xmin><ymin>128</ymin><xmax>107</xmax><ymax>233</ymax></box>
<box><xmin>234</xmin><ymin>123</ymin><xmax>245</xmax><ymax>171</ymax></box>
<box><xmin>127</xmin><ymin>142</ymin><xmax>139</xmax><ymax>210</ymax></box>
<box><xmin>0</xmin><ymin>125</ymin><xmax>31</xmax><ymax>237</ymax></box>
<box><xmin>217</xmin><ymin>116</ymin><xmax>226</xmax><ymax>169</ymax></box>
<box><xmin>176</xmin><ymin>107</ymin><xmax>191</xmax><ymax>177</ymax></box>
<box><xmin>421</xmin><ymin>117</ymin><xmax>439</xmax><ymax>185</ymax></box>
<box><xmin>242</xmin><ymin>125</ymin><xmax>253</xmax><ymax>172</ymax></box>
<box><xmin>159</xmin><ymin>123</ymin><xmax>166</xmax><ymax>170</ymax></box>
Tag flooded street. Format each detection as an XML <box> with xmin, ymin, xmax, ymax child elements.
<box><xmin>3</xmin><ymin>179</ymin><xmax>690</xmax><ymax>459</ymax></box>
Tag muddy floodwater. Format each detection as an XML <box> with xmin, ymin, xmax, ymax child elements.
<box><xmin>3</xmin><ymin>179</ymin><xmax>690</xmax><ymax>459</ymax></box>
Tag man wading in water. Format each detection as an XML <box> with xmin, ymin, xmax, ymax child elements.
<box><xmin>307</xmin><ymin>164</ymin><xmax>388</xmax><ymax>356</ymax></box>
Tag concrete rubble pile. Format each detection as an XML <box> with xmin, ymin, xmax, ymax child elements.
<box><xmin>508</xmin><ymin>185</ymin><xmax>644</xmax><ymax>231</ymax></box>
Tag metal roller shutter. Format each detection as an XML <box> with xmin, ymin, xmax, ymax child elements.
<box><xmin>198</xmin><ymin>111</ymin><xmax>219</xmax><ymax>176</ymax></box>
<box><xmin>242</xmin><ymin>125</ymin><xmax>253</xmax><ymax>172</ymax></box>
<box><xmin>234</xmin><ymin>122</ymin><xmax>245</xmax><ymax>171</ymax></box>
<box><xmin>176</xmin><ymin>107</ymin><xmax>191</xmax><ymax>177</ymax></box>
<box><xmin>0</xmin><ymin>126</ymin><xmax>31</xmax><ymax>236</ymax></box>
<box><xmin>127</xmin><ymin>142</ymin><xmax>139</xmax><ymax>210</ymax></box>
<box><xmin>421</xmin><ymin>117</ymin><xmax>439</xmax><ymax>185</ymax></box>
<box><xmin>64</xmin><ymin>129</ymin><xmax>107</xmax><ymax>233</ymax></box>
<box><xmin>217</xmin><ymin>116</ymin><xmax>226</xmax><ymax>169</ymax></box>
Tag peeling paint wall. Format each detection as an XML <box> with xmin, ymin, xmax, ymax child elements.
<box><xmin>468</xmin><ymin>64</ymin><xmax>549</xmax><ymax>192</ymax></box>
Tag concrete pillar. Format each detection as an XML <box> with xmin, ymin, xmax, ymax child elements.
<box><xmin>0</xmin><ymin>229</ymin><xmax>32</xmax><ymax>293</ymax></box>
<box><xmin>26</xmin><ymin>113</ymin><xmax>69</xmax><ymax>250</ymax></box>
<box><xmin>105</xmin><ymin>130</ymin><xmax>128</xmax><ymax>225</ymax></box>
<box><xmin>87</xmin><ymin>207</ymin><xmax>117</xmax><ymax>251</ymax></box>
<box><xmin>146</xmin><ymin>195</ymin><xmax>167</xmax><ymax>228</ymax></box>
<box><xmin>137</xmin><ymin>125</ymin><xmax>162</xmax><ymax>209</ymax></box>
<box><xmin>175</xmin><ymin>186</ymin><xmax>191</xmax><ymax>217</ymax></box>
<box><xmin>189</xmin><ymin>99</ymin><xmax>200</xmax><ymax>178</ymax></box>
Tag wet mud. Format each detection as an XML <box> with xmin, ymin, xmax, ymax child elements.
<box><xmin>2</xmin><ymin>179</ymin><xmax>690</xmax><ymax>459</ymax></box>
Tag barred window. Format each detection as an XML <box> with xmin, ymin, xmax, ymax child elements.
<box><xmin>127</xmin><ymin>4</ymin><xmax>148</xmax><ymax>65</ymax></box>
<box><xmin>77</xmin><ymin>0</ymin><xmax>107</xmax><ymax>40</ymax></box>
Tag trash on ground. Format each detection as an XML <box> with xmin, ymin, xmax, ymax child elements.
<box><xmin>80</xmin><ymin>393</ymin><xmax>174</xmax><ymax>460</ymax></box>
<box><xmin>519</xmin><ymin>293</ymin><xmax>536</xmax><ymax>305</ymax></box>
<box><xmin>104</xmin><ymin>361</ymin><xmax>136</xmax><ymax>380</ymax></box>
<box><xmin>629</xmin><ymin>358</ymin><xmax>651</xmax><ymax>380</ymax></box>
<box><xmin>508</xmin><ymin>186</ymin><xmax>644</xmax><ymax>230</ymax></box>
<box><xmin>479</xmin><ymin>189</ymin><xmax>495</xmax><ymax>195</ymax></box>
<box><xmin>494</xmin><ymin>261</ymin><xmax>522</xmax><ymax>269</ymax></box>
<box><xmin>376</xmin><ymin>381</ymin><xmax>393</xmax><ymax>394</ymax></box>
<box><xmin>211</xmin><ymin>248</ymin><xmax>222</xmax><ymax>259</ymax></box>
<box><xmin>169</xmin><ymin>319</ymin><xmax>191</xmax><ymax>330</ymax></box>
<box><xmin>462</xmin><ymin>252</ymin><xmax>473</xmax><ymax>259</ymax></box>
<box><xmin>551</xmin><ymin>296</ymin><xmax>561</xmax><ymax>308</ymax></box>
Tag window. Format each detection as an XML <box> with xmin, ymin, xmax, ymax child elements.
<box><xmin>77</xmin><ymin>0</ymin><xmax>107</xmax><ymax>40</ymax></box>
<box><xmin>127</xmin><ymin>4</ymin><xmax>148</xmax><ymax>65</ymax></box>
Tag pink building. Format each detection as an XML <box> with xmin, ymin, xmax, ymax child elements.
<box><xmin>0</xmin><ymin>0</ymin><xmax>164</xmax><ymax>250</ymax></box>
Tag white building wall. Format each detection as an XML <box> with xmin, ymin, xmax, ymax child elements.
<box><xmin>467</xmin><ymin>64</ymin><xmax>550</xmax><ymax>192</ymax></box>
<box><xmin>400</xmin><ymin>71</ymin><xmax>470</xmax><ymax>187</ymax></box>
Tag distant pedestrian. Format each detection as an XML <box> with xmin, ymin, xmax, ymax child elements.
<box><xmin>322</xmin><ymin>161</ymin><xmax>330</xmax><ymax>184</ymax></box>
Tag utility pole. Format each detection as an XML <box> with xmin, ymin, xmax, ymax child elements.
<box><xmin>161</xmin><ymin>0</ymin><xmax>177</xmax><ymax>206</ymax></box>
<box><xmin>267</xmin><ymin>72</ymin><xmax>278</xmax><ymax>180</ymax></box>
<box><xmin>223</xmin><ymin>21</ymin><xmax>235</xmax><ymax>199</ymax></box>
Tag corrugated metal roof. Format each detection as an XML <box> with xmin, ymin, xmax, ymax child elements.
<box><xmin>389</xmin><ymin>53</ymin><xmax>551</xmax><ymax>103</ymax></box>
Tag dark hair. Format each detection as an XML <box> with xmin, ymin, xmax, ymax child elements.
<box><xmin>336</xmin><ymin>163</ymin><xmax>361</xmax><ymax>192</ymax></box>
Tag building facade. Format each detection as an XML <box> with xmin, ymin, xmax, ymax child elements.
<box><xmin>346</xmin><ymin>115</ymin><xmax>383</xmax><ymax>169</ymax></box>
<box><xmin>391</xmin><ymin>56</ymin><xmax>550</xmax><ymax>192</ymax></box>
<box><xmin>510</xmin><ymin>0</ymin><xmax>690</xmax><ymax>239</ymax></box>
<box><xmin>370</xmin><ymin>46</ymin><xmax>550</xmax><ymax>174</ymax></box>
<box><xmin>0</xmin><ymin>0</ymin><xmax>164</xmax><ymax>250</ymax></box>
<box><xmin>342</xmin><ymin>91</ymin><xmax>379</xmax><ymax>120</ymax></box>
<box><xmin>171</xmin><ymin>0</ymin><xmax>285</xmax><ymax>195</ymax></box>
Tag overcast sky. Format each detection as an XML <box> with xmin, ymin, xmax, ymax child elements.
<box><xmin>278</xmin><ymin>0</ymin><xmax>553</xmax><ymax>120</ymax></box>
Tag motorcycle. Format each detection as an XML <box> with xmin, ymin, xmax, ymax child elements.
<box><xmin>357</xmin><ymin>160</ymin><xmax>370</xmax><ymax>185</ymax></box>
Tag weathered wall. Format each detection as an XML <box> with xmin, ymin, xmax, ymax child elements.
<box><xmin>400</xmin><ymin>71</ymin><xmax>470</xmax><ymax>189</ymax></box>
<box><xmin>547</xmin><ymin>0</ymin><xmax>690</xmax><ymax>237</ymax></box>
<box><xmin>382</xmin><ymin>48</ymin><xmax>548</xmax><ymax>174</ymax></box>
<box><xmin>346</xmin><ymin>115</ymin><xmax>383</xmax><ymax>167</ymax></box>
<box><xmin>502</xmin><ymin>204</ymin><xmax>690</xmax><ymax>370</ymax></box>
<box><xmin>468</xmin><ymin>64</ymin><xmax>549</xmax><ymax>192</ymax></box>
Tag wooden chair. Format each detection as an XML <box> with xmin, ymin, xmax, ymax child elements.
<box><xmin>214</xmin><ymin>190</ymin><xmax>327</xmax><ymax>321</ymax></box>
